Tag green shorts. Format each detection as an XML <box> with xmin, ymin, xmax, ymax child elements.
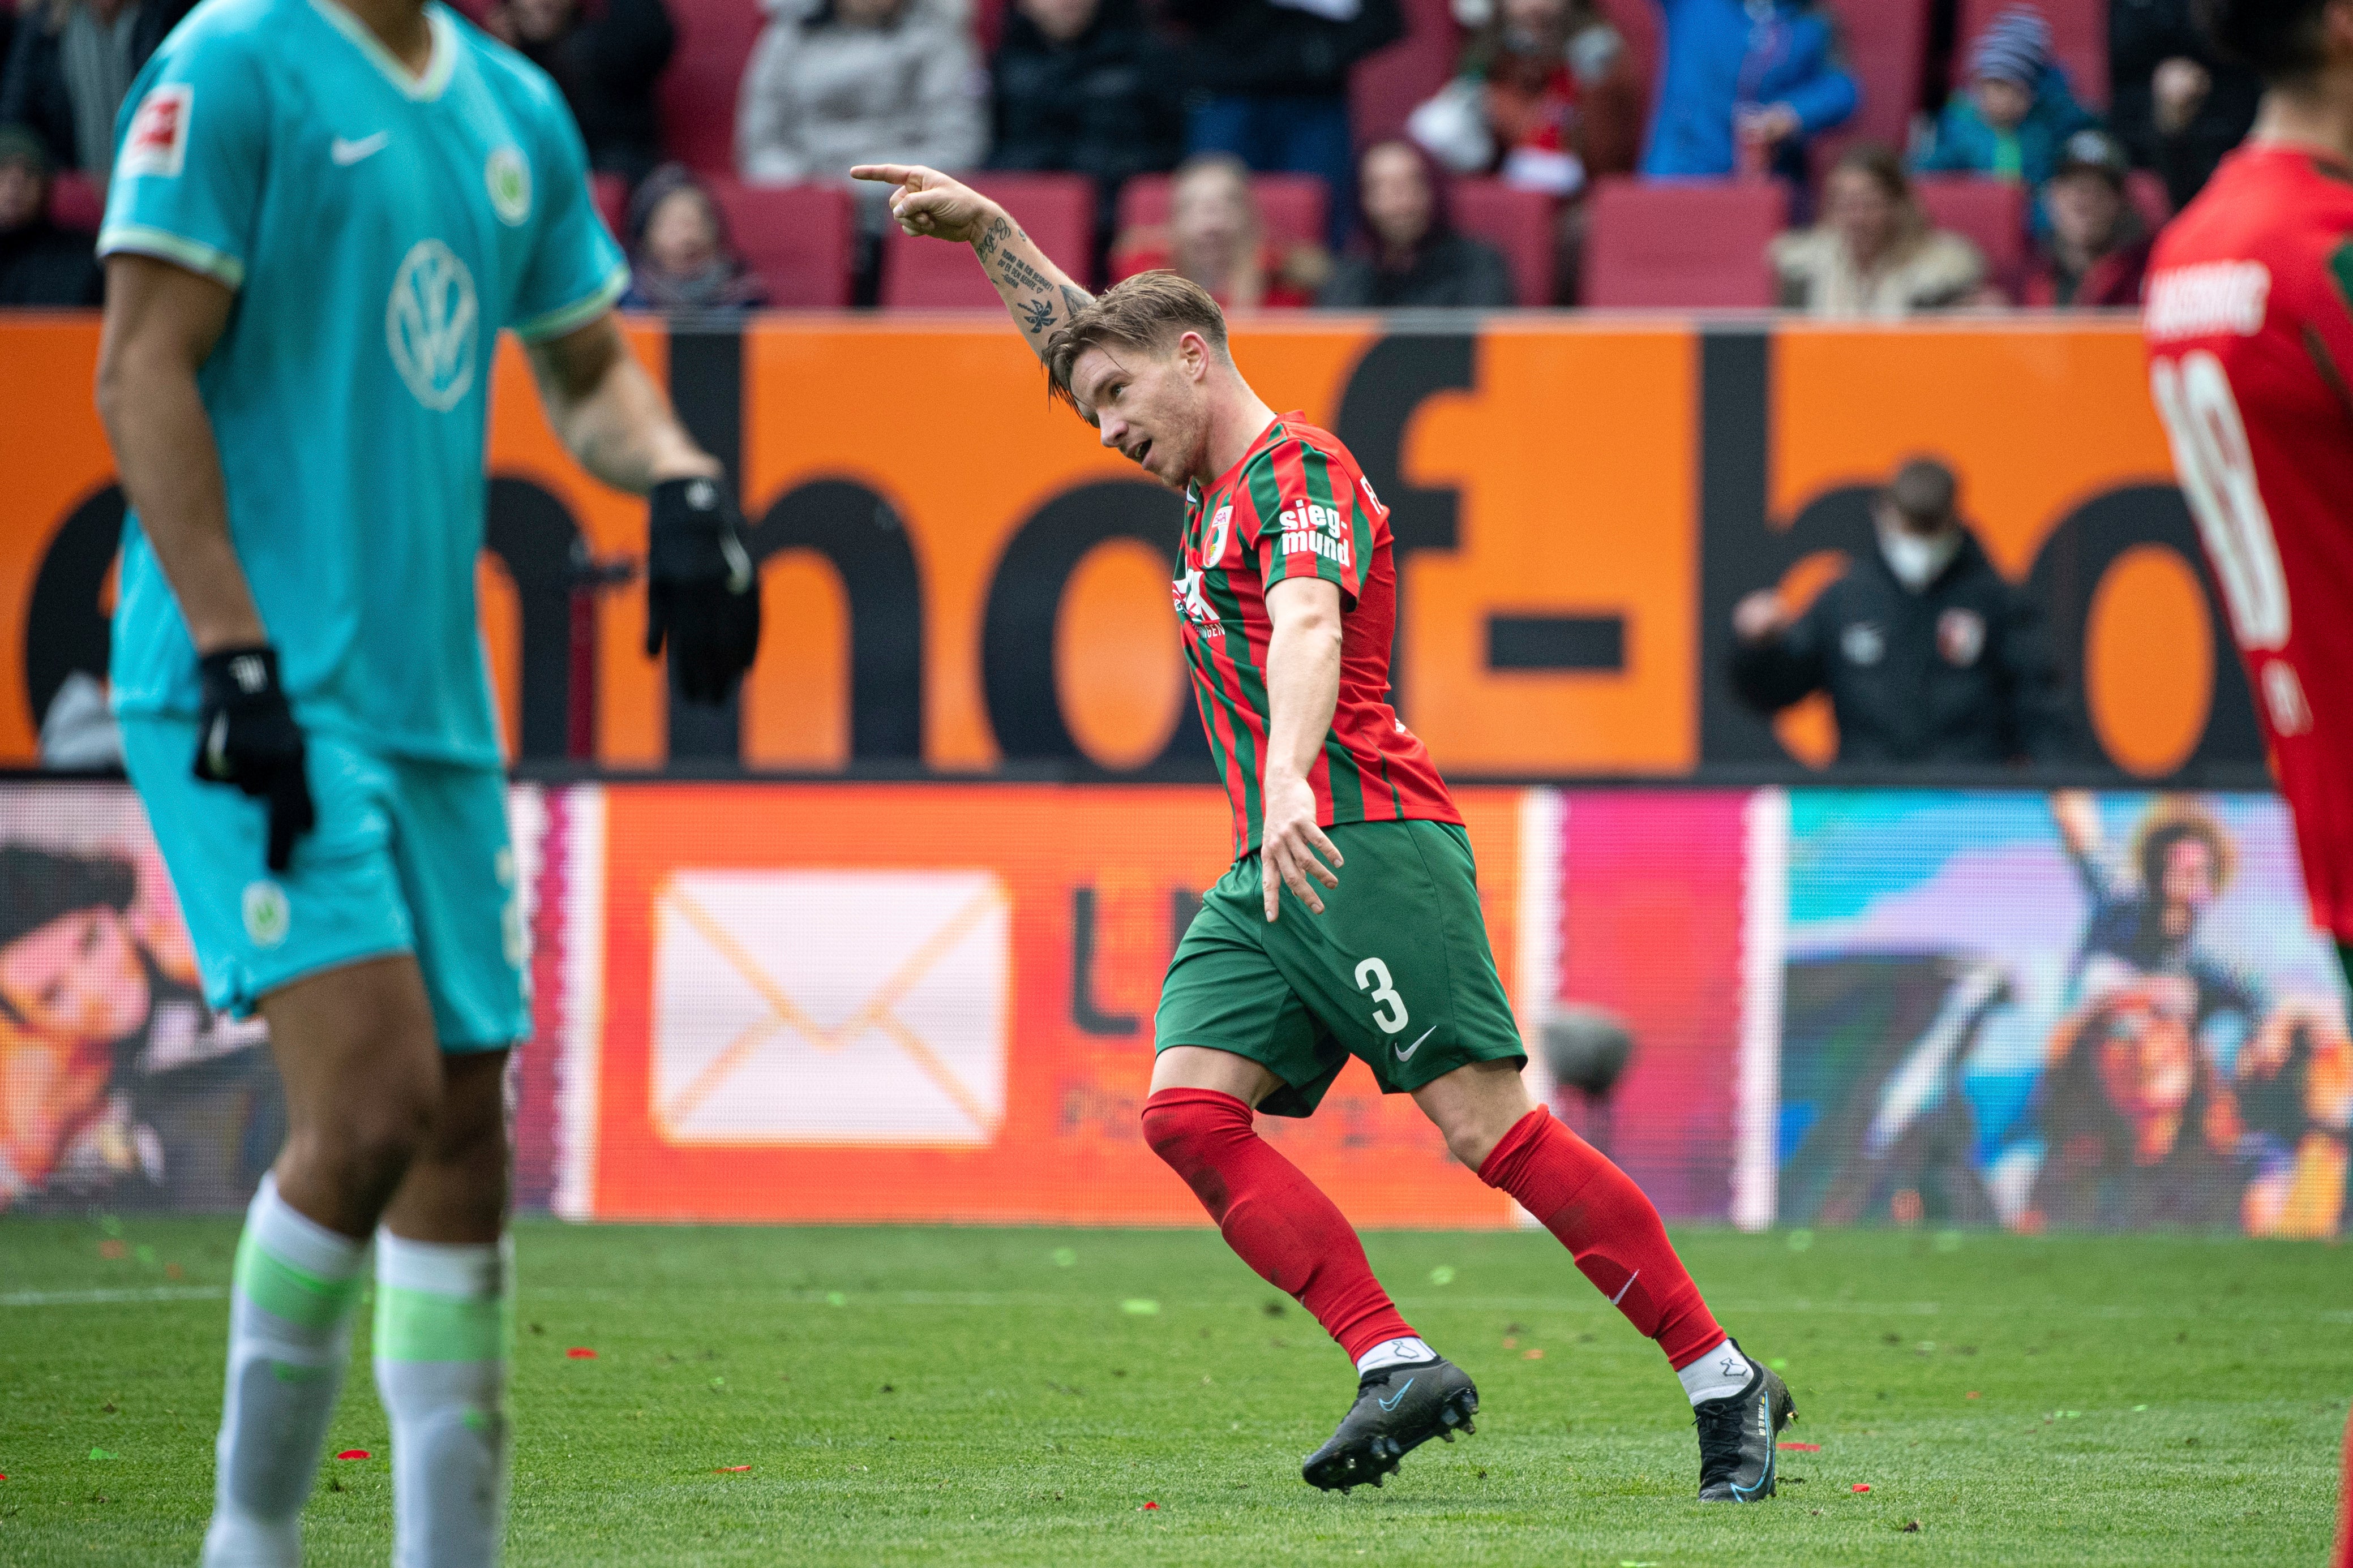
<box><xmin>1155</xmin><ymin>818</ymin><xmax>1525</xmax><ymax>1117</ymax></box>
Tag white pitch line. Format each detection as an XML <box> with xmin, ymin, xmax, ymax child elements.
<box><xmin>0</xmin><ymin>1286</ymin><xmax>227</xmax><ymax>1308</ymax></box>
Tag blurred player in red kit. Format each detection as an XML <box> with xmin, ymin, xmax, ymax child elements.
<box><xmin>851</xmin><ymin>158</ymin><xmax>1794</xmax><ymax>1501</ymax></box>
<box><xmin>2142</xmin><ymin>4</ymin><xmax>2353</xmax><ymax>1558</ymax></box>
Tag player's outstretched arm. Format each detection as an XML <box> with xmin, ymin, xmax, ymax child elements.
<box><xmin>97</xmin><ymin>255</ymin><xmax>315</xmax><ymax>871</ymax></box>
<box><xmin>1259</xmin><ymin>577</ymin><xmax>1346</xmax><ymax>923</ymax></box>
<box><xmin>526</xmin><ymin>313</ymin><xmax>761</xmax><ymax>703</ymax></box>
<box><xmin>850</xmin><ymin>164</ymin><xmax>1094</xmax><ymax>362</ymax></box>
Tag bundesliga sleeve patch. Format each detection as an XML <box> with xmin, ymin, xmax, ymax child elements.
<box><xmin>119</xmin><ymin>83</ymin><xmax>192</xmax><ymax>179</ymax></box>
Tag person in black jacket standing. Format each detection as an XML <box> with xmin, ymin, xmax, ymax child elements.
<box><xmin>1729</xmin><ymin>457</ymin><xmax>2071</xmax><ymax>768</ymax></box>
<box><xmin>2109</xmin><ymin>0</ymin><xmax>2262</xmax><ymax>212</ymax></box>
<box><xmin>989</xmin><ymin>0</ymin><xmax>1184</xmax><ymax>262</ymax></box>
<box><xmin>486</xmin><ymin>0</ymin><xmax>678</xmax><ymax>187</ymax></box>
<box><xmin>1167</xmin><ymin>0</ymin><xmax>1401</xmax><ymax>248</ymax></box>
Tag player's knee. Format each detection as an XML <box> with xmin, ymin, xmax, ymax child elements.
<box><xmin>1140</xmin><ymin>1098</ymin><xmax>1194</xmax><ymax>1163</ymax></box>
<box><xmin>307</xmin><ymin>1063</ymin><xmax>440</xmax><ymax>1200</ymax></box>
<box><xmin>1141</xmin><ymin>1091</ymin><xmax>1244</xmax><ymax>1166</ymax></box>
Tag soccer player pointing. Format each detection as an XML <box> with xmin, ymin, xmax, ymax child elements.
<box><xmin>858</xmin><ymin>162</ymin><xmax>1794</xmax><ymax>1500</ymax></box>
<box><xmin>96</xmin><ymin>2</ymin><xmax>758</xmax><ymax>1563</ymax></box>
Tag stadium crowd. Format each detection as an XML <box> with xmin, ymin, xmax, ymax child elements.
<box><xmin>0</xmin><ymin>0</ymin><xmax>2261</xmax><ymax>311</ymax></box>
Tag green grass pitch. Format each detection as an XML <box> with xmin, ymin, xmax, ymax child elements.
<box><xmin>1</xmin><ymin>1218</ymin><xmax>2345</xmax><ymax>1566</ymax></box>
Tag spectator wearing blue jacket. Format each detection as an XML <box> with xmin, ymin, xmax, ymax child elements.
<box><xmin>1640</xmin><ymin>0</ymin><xmax>1858</xmax><ymax>183</ymax></box>
<box><xmin>1913</xmin><ymin>5</ymin><xmax>2094</xmax><ymax>229</ymax></box>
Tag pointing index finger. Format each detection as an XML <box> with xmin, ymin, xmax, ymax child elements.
<box><xmin>848</xmin><ymin>164</ymin><xmax>918</xmax><ymax>186</ymax></box>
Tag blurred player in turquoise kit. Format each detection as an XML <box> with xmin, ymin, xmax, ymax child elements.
<box><xmin>2142</xmin><ymin>3</ymin><xmax>2353</xmax><ymax>1561</ymax></box>
<box><xmin>93</xmin><ymin>1</ymin><xmax>760</xmax><ymax>1560</ymax></box>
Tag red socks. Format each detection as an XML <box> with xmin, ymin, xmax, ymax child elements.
<box><xmin>1141</xmin><ymin>1088</ymin><xmax>1416</xmax><ymax>1363</ymax></box>
<box><xmin>1139</xmin><ymin>1092</ymin><xmax>1722</xmax><ymax>1374</ymax></box>
<box><xmin>1477</xmin><ymin>1106</ymin><xmax>1725</xmax><ymax>1370</ymax></box>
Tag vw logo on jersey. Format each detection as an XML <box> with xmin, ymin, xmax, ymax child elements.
<box><xmin>387</xmin><ymin>239</ymin><xmax>479</xmax><ymax>411</ymax></box>
<box><xmin>486</xmin><ymin>147</ymin><xmax>532</xmax><ymax>226</ymax></box>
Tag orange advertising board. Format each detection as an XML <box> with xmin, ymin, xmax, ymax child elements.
<box><xmin>0</xmin><ymin>314</ymin><xmax>2253</xmax><ymax>782</ymax></box>
<box><xmin>575</xmin><ymin>781</ymin><xmax>1526</xmax><ymax>1227</ymax></box>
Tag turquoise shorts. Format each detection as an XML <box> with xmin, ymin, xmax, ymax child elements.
<box><xmin>121</xmin><ymin>718</ymin><xmax>528</xmax><ymax>1051</ymax></box>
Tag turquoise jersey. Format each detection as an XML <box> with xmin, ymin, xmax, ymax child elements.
<box><xmin>98</xmin><ymin>0</ymin><xmax>627</xmax><ymax>766</ymax></box>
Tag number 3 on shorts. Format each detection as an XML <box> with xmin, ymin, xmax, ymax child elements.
<box><xmin>1354</xmin><ymin>956</ymin><xmax>1409</xmax><ymax>1036</ymax></box>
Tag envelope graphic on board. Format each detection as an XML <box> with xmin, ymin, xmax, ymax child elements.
<box><xmin>651</xmin><ymin>870</ymin><xmax>1010</xmax><ymax>1146</ymax></box>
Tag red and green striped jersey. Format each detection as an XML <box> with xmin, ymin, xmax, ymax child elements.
<box><xmin>1172</xmin><ymin>412</ymin><xmax>1460</xmax><ymax>856</ymax></box>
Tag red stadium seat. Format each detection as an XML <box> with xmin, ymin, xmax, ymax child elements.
<box><xmin>1914</xmin><ymin>175</ymin><xmax>2029</xmax><ymax>290</ymax></box>
<box><xmin>1351</xmin><ymin>0</ymin><xmax>1464</xmax><ymax>151</ymax></box>
<box><xmin>1581</xmin><ymin>177</ymin><xmax>1787</xmax><ymax>308</ymax></box>
<box><xmin>705</xmin><ymin>179</ymin><xmax>854</xmax><ymax>308</ymax></box>
<box><xmin>1953</xmin><ymin>0</ymin><xmax>2107</xmax><ymax>110</ymax></box>
<box><xmin>46</xmin><ymin>171</ymin><xmax>102</xmax><ymax>233</ymax></box>
<box><xmin>592</xmin><ymin>172</ymin><xmax>630</xmax><ymax>244</ymax></box>
<box><xmin>2126</xmin><ymin>169</ymin><xmax>2173</xmax><ymax>235</ymax></box>
<box><xmin>1450</xmin><ymin>179</ymin><xmax>1554</xmax><ymax>307</ymax></box>
<box><xmin>881</xmin><ymin>174</ymin><xmax>1094</xmax><ymax>308</ymax></box>
<box><xmin>661</xmin><ymin>0</ymin><xmax>766</xmax><ymax>175</ymax></box>
<box><xmin>1818</xmin><ymin>0</ymin><xmax>1930</xmax><ymax>153</ymax></box>
<box><xmin>1117</xmin><ymin>173</ymin><xmax>1330</xmax><ymax>252</ymax></box>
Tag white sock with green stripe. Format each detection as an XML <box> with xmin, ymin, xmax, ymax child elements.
<box><xmin>374</xmin><ymin>1231</ymin><xmax>512</xmax><ymax>1568</ymax></box>
<box><xmin>203</xmin><ymin>1173</ymin><xmax>368</xmax><ymax>1568</ymax></box>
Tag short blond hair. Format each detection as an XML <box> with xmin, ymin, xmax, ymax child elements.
<box><xmin>1045</xmin><ymin>272</ymin><xmax>1229</xmax><ymax>411</ymax></box>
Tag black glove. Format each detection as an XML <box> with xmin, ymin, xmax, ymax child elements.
<box><xmin>645</xmin><ymin>475</ymin><xmax>762</xmax><ymax>705</ymax></box>
<box><xmin>192</xmin><ymin>646</ymin><xmax>316</xmax><ymax>873</ymax></box>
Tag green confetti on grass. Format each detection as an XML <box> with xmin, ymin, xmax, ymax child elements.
<box><xmin>1121</xmin><ymin>1299</ymin><xmax>1161</xmax><ymax>1316</ymax></box>
<box><xmin>1787</xmin><ymin>1230</ymin><xmax>1814</xmax><ymax>1252</ymax></box>
<box><xmin>826</xmin><ymin>1292</ymin><xmax>846</xmax><ymax>1308</ymax></box>
<box><xmin>88</xmin><ymin>1448</ymin><xmax>115</xmax><ymax>1461</ymax></box>
<box><xmin>1770</xmin><ymin>1357</ymin><xmax>1790</xmax><ymax>1372</ymax></box>
<box><xmin>1051</xmin><ymin>1248</ymin><xmax>1077</xmax><ymax>1268</ymax></box>
<box><xmin>1429</xmin><ymin>1266</ymin><xmax>1456</xmax><ymax>1286</ymax></box>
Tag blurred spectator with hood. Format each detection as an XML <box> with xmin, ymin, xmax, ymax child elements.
<box><xmin>1770</xmin><ymin>143</ymin><xmax>1990</xmax><ymax>317</ymax></box>
<box><xmin>2020</xmin><ymin>127</ymin><xmax>2154</xmax><ymax>308</ymax></box>
<box><xmin>1914</xmin><ymin>3</ymin><xmax>2094</xmax><ymax>231</ymax></box>
<box><xmin>0</xmin><ymin>0</ymin><xmax>195</xmax><ymax>175</ymax></box>
<box><xmin>0</xmin><ymin>123</ymin><xmax>101</xmax><ymax>307</ymax></box>
<box><xmin>619</xmin><ymin>164</ymin><xmax>767</xmax><ymax>314</ymax></box>
<box><xmin>1318</xmin><ymin>138</ymin><xmax>1515</xmax><ymax>308</ymax></box>
<box><xmin>1639</xmin><ymin>0</ymin><xmax>1858</xmax><ymax>184</ymax></box>
<box><xmin>2108</xmin><ymin>0</ymin><xmax>2262</xmax><ymax>212</ymax></box>
<box><xmin>1163</xmin><ymin>0</ymin><xmax>1402</xmax><ymax>248</ymax></box>
<box><xmin>988</xmin><ymin>0</ymin><xmax>1185</xmax><ymax>254</ymax></box>
<box><xmin>738</xmin><ymin>0</ymin><xmax>986</xmax><ymax>192</ymax></box>
<box><xmin>483</xmin><ymin>0</ymin><xmax>678</xmax><ymax>187</ymax></box>
<box><xmin>1111</xmin><ymin>151</ymin><xmax>1327</xmax><ymax>307</ymax></box>
<box><xmin>738</xmin><ymin>0</ymin><xmax>987</xmax><ymax>297</ymax></box>
<box><xmin>1728</xmin><ymin>456</ymin><xmax>2071</xmax><ymax>766</ymax></box>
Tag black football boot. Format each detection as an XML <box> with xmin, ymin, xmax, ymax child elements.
<box><xmin>1694</xmin><ymin>1345</ymin><xmax>1797</xmax><ymax>1502</ymax></box>
<box><xmin>1301</xmin><ymin>1356</ymin><xmax>1479</xmax><ymax>1493</ymax></box>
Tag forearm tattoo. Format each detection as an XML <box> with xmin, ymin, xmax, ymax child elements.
<box><xmin>1019</xmin><ymin>298</ymin><xmax>1056</xmax><ymax>335</ymax></box>
<box><xmin>995</xmin><ymin>249</ymin><xmax>1052</xmax><ymax>295</ymax></box>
